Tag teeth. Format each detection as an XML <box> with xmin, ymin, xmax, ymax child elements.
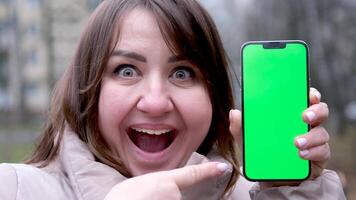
<box><xmin>132</xmin><ymin>128</ymin><xmax>172</xmax><ymax>135</ymax></box>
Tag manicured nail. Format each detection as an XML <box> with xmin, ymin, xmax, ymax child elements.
<box><xmin>306</xmin><ymin>111</ymin><xmax>316</xmax><ymax>122</ymax></box>
<box><xmin>300</xmin><ymin>150</ymin><xmax>309</xmax><ymax>157</ymax></box>
<box><xmin>314</xmin><ymin>90</ymin><xmax>321</xmax><ymax>100</ymax></box>
<box><xmin>297</xmin><ymin>138</ymin><xmax>307</xmax><ymax>147</ymax></box>
<box><xmin>217</xmin><ymin>163</ymin><xmax>229</xmax><ymax>173</ymax></box>
<box><xmin>229</xmin><ymin>110</ymin><xmax>232</xmax><ymax>121</ymax></box>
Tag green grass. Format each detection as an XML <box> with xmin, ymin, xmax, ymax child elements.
<box><xmin>0</xmin><ymin>122</ymin><xmax>41</xmax><ymax>163</ymax></box>
<box><xmin>0</xmin><ymin>143</ymin><xmax>36</xmax><ymax>163</ymax></box>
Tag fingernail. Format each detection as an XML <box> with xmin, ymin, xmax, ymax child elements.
<box><xmin>229</xmin><ymin>110</ymin><xmax>232</xmax><ymax>121</ymax></box>
<box><xmin>217</xmin><ymin>163</ymin><xmax>229</xmax><ymax>173</ymax></box>
<box><xmin>306</xmin><ymin>111</ymin><xmax>316</xmax><ymax>122</ymax></box>
<box><xmin>300</xmin><ymin>150</ymin><xmax>309</xmax><ymax>157</ymax></box>
<box><xmin>297</xmin><ymin>138</ymin><xmax>307</xmax><ymax>147</ymax></box>
<box><xmin>314</xmin><ymin>91</ymin><xmax>321</xmax><ymax>100</ymax></box>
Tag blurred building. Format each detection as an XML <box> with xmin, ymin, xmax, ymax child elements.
<box><xmin>0</xmin><ymin>0</ymin><xmax>248</xmax><ymax>117</ymax></box>
<box><xmin>0</xmin><ymin>0</ymin><xmax>10</xmax><ymax>111</ymax></box>
<box><xmin>0</xmin><ymin>0</ymin><xmax>48</xmax><ymax>115</ymax></box>
<box><xmin>0</xmin><ymin>0</ymin><xmax>100</xmax><ymax>120</ymax></box>
<box><xmin>44</xmin><ymin>0</ymin><xmax>100</xmax><ymax>84</ymax></box>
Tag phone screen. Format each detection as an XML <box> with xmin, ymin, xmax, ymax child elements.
<box><xmin>241</xmin><ymin>41</ymin><xmax>310</xmax><ymax>181</ymax></box>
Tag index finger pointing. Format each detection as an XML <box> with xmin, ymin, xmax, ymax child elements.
<box><xmin>168</xmin><ymin>162</ymin><xmax>229</xmax><ymax>190</ymax></box>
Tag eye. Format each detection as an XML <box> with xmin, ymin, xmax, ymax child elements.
<box><xmin>113</xmin><ymin>64</ymin><xmax>140</xmax><ymax>78</ymax></box>
<box><xmin>171</xmin><ymin>66</ymin><xmax>195</xmax><ymax>80</ymax></box>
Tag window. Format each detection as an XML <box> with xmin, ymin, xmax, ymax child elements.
<box><xmin>0</xmin><ymin>49</ymin><xmax>8</xmax><ymax>87</ymax></box>
<box><xmin>87</xmin><ymin>0</ymin><xmax>101</xmax><ymax>11</ymax></box>
<box><xmin>27</xmin><ymin>0</ymin><xmax>39</xmax><ymax>9</ymax></box>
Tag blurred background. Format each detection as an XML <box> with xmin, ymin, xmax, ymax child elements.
<box><xmin>0</xmin><ymin>0</ymin><xmax>355</xmax><ymax>198</ymax></box>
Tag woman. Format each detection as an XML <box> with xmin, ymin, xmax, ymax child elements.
<box><xmin>0</xmin><ymin>0</ymin><xmax>345</xmax><ymax>199</ymax></box>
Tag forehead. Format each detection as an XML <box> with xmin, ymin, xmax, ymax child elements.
<box><xmin>116</xmin><ymin>8</ymin><xmax>163</xmax><ymax>45</ymax></box>
<box><xmin>124</xmin><ymin>9</ymin><xmax>157</xmax><ymax>30</ymax></box>
<box><xmin>111</xmin><ymin>7</ymin><xmax>183</xmax><ymax>63</ymax></box>
<box><xmin>109</xmin><ymin>6</ymin><xmax>199</xmax><ymax>65</ymax></box>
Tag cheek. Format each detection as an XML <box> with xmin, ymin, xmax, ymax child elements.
<box><xmin>98</xmin><ymin>87</ymin><xmax>121</xmax><ymax>128</ymax></box>
<box><xmin>98</xmin><ymin>82</ymin><xmax>133</xmax><ymax>144</ymax></box>
<box><xmin>175</xmin><ymin>87</ymin><xmax>212</xmax><ymax>142</ymax></box>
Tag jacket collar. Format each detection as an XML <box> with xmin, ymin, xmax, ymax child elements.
<box><xmin>58</xmin><ymin>128</ymin><xmax>232</xmax><ymax>200</ymax></box>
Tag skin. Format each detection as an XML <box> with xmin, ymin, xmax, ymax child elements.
<box><xmin>230</xmin><ymin>87</ymin><xmax>330</xmax><ymax>189</ymax></box>
<box><xmin>102</xmin><ymin>8</ymin><xmax>331</xmax><ymax>200</ymax></box>
<box><xmin>105</xmin><ymin>88</ymin><xmax>330</xmax><ymax>199</ymax></box>
<box><xmin>105</xmin><ymin>162</ymin><xmax>229</xmax><ymax>200</ymax></box>
<box><xmin>98</xmin><ymin>8</ymin><xmax>212</xmax><ymax>176</ymax></box>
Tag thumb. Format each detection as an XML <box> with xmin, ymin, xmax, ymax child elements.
<box><xmin>229</xmin><ymin>109</ymin><xmax>242</xmax><ymax>146</ymax></box>
<box><xmin>167</xmin><ymin>162</ymin><xmax>229</xmax><ymax>190</ymax></box>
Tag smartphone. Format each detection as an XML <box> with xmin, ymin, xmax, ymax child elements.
<box><xmin>241</xmin><ymin>40</ymin><xmax>310</xmax><ymax>181</ymax></box>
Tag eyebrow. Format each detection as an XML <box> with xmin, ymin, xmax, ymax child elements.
<box><xmin>111</xmin><ymin>50</ymin><xmax>185</xmax><ymax>63</ymax></box>
<box><xmin>112</xmin><ymin>50</ymin><xmax>147</xmax><ymax>62</ymax></box>
<box><xmin>168</xmin><ymin>55</ymin><xmax>185</xmax><ymax>63</ymax></box>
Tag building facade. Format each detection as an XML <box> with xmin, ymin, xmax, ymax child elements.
<box><xmin>0</xmin><ymin>0</ymin><xmax>100</xmax><ymax>120</ymax></box>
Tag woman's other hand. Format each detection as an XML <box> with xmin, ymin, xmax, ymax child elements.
<box><xmin>229</xmin><ymin>88</ymin><xmax>330</xmax><ymax>189</ymax></box>
<box><xmin>295</xmin><ymin>87</ymin><xmax>330</xmax><ymax>179</ymax></box>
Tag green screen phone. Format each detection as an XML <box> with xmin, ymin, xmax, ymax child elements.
<box><xmin>241</xmin><ymin>40</ymin><xmax>310</xmax><ymax>181</ymax></box>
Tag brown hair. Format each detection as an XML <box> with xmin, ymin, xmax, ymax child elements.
<box><xmin>27</xmin><ymin>0</ymin><xmax>239</xmax><ymax>195</ymax></box>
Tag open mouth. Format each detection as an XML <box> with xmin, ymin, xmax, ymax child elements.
<box><xmin>128</xmin><ymin>127</ymin><xmax>177</xmax><ymax>153</ymax></box>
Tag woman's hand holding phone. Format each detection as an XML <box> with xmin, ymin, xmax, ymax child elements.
<box><xmin>229</xmin><ymin>88</ymin><xmax>330</xmax><ymax>189</ymax></box>
<box><xmin>296</xmin><ymin>88</ymin><xmax>330</xmax><ymax>179</ymax></box>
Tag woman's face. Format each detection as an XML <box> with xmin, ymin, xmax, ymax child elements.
<box><xmin>98</xmin><ymin>8</ymin><xmax>212</xmax><ymax>176</ymax></box>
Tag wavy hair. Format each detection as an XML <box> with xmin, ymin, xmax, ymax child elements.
<box><xmin>27</xmin><ymin>0</ymin><xmax>239</xmax><ymax>195</ymax></box>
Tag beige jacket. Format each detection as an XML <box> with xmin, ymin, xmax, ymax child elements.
<box><xmin>0</xmin><ymin>129</ymin><xmax>346</xmax><ymax>200</ymax></box>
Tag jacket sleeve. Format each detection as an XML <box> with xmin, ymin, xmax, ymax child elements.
<box><xmin>0</xmin><ymin>164</ymin><xmax>18</xmax><ymax>199</ymax></box>
<box><xmin>249</xmin><ymin>169</ymin><xmax>346</xmax><ymax>200</ymax></box>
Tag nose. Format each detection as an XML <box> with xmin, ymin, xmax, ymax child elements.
<box><xmin>136</xmin><ymin>77</ymin><xmax>174</xmax><ymax>116</ymax></box>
